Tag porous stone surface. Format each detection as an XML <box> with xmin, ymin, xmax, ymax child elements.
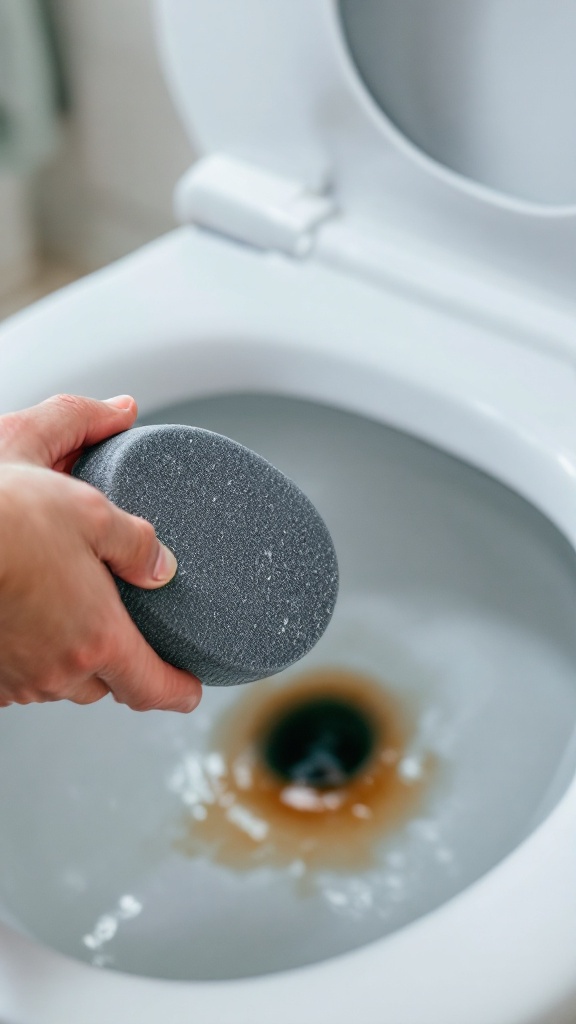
<box><xmin>73</xmin><ymin>424</ymin><xmax>339</xmax><ymax>686</ymax></box>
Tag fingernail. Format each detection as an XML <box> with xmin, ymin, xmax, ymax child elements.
<box><xmin>153</xmin><ymin>542</ymin><xmax>178</xmax><ymax>582</ymax></box>
<box><xmin>182</xmin><ymin>689</ymin><xmax>202</xmax><ymax>713</ymax></box>
<box><xmin>104</xmin><ymin>395</ymin><xmax>134</xmax><ymax>411</ymax></box>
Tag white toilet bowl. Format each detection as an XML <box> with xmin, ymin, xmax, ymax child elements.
<box><xmin>2</xmin><ymin>2</ymin><xmax>576</xmax><ymax>1023</ymax></box>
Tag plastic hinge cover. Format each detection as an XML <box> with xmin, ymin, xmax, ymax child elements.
<box><xmin>174</xmin><ymin>153</ymin><xmax>335</xmax><ymax>257</ymax></box>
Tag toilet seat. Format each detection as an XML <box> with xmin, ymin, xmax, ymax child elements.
<box><xmin>1</xmin><ymin>1</ymin><xmax>576</xmax><ymax>1021</ymax></box>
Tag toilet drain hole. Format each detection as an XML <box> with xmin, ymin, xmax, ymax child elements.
<box><xmin>263</xmin><ymin>698</ymin><xmax>376</xmax><ymax>789</ymax></box>
<box><xmin>175</xmin><ymin>669</ymin><xmax>434</xmax><ymax>872</ymax></box>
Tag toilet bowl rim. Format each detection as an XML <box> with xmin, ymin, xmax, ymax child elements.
<box><xmin>1</xmin><ymin>228</ymin><xmax>574</xmax><ymax>547</ymax></box>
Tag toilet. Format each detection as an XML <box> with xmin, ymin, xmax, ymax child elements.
<box><xmin>2</xmin><ymin>0</ymin><xmax>576</xmax><ymax>1021</ymax></box>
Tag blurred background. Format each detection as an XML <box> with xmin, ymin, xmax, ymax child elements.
<box><xmin>0</xmin><ymin>0</ymin><xmax>195</xmax><ymax>323</ymax></box>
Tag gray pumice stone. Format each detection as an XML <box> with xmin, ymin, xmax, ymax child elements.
<box><xmin>73</xmin><ymin>424</ymin><xmax>339</xmax><ymax>686</ymax></box>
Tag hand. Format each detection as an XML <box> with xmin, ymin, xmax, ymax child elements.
<box><xmin>0</xmin><ymin>394</ymin><xmax>202</xmax><ymax>712</ymax></box>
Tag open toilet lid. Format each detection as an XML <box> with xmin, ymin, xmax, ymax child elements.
<box><xmin>153</xmin><ymin>0</ymin><xmax>477</xmax><ymax>221</ymax></box>
<box><xmin>154</xmin><ymin>0</ymin><xmax>341</xmax><ymax>192</ymax></box>
<box><xmin>153</xmin><ymin>0</ymin><xmax>576</xmax><ymax>315</ymax></box>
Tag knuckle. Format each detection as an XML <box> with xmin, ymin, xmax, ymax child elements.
<box><xmin>48</xmin><ymin>393</ymin><xmax>88</xmax><ymax>419</ymax></box>
<box><xmin>135</xmin><ymin>517</ymin><xmax>157</xmax><ymax>554</ymax></box>
<box><xmin>38</xmin><ymin>666</ymin><xmax>80</xmax><ymax>701</ymax></box>
<box><xmin>69</xmin><ymin>643</ymin><xmax>98</xmax><ymax>676</ymax></box>
<box><xmin>57</xmin><ymin>631</ymin><xmax>107</xmax><ymax>679</ymax></box>
<box><xmin>37</xmin><ymin>678</ymin><xmax>62</xmax><ymax>701</ymax></box>
<box><xmin>13</xmin><ymin>689</ymin><xmax>38</xmax><ymax>706</ymax></box>
<box><xmin>131</xmin><ymin>684</ymin><xmax>195</xmax><ymax>714</ymax></box>
<box><xmin>71</xmin><ymin>681</ymin><xmax>109</xmax><ymax>706</ymax></box>
<box><xmin>80</xmin><ymin>486</ymin><xmax>112</xmax><ymax>526</ymax></box>
<box><xmin>0</xmin><ymin>412</ymin><xmax>22</xmax><ymax>447</ymax></box>
<box><xmin>121</xmin><ymin>516</ymin><xmax>159</xmax><ymax>575</ymax></box>
<box><xmin>129</xmin><ymin>692</ymin><xmax>161</xmax><ymax>712</ymax></box>
<box><xmin>72</xmin><ymin>693</ymin><xmax>101</xmax><ymax>706</ymax></box>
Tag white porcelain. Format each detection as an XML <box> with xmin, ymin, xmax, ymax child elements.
<box><xmin>155</xmin><ymin>0</ymin><xmax>576</xmax><ymax>303</ymax></box>
<box><xmin>1</xmin><ymin>228</ymin><xmax>576</xmax><ymax>1023</ymax></box>
<box><xmin>339</xmin><ymin>0</ymin><xmax>576</xmax><ymax>207</ymax></box>
<box><xmin>1</xmin><ymin>0</ymin><xmax>576</xmax><ymax>1021</ymax></box>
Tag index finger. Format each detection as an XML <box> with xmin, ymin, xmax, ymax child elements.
<box><xmin>0</xmin><ymin>394</ymin><xmax>137</xmax><ymax>469</ymax></box>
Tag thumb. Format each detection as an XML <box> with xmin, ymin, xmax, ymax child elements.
<box><xmin>0</xmin><ymin>394</ymin><xmax>138</xmax><ymax>469</ymax></box>
<box><xmin>88</xmin><ymin>493</ymin><xmax>178</xmax><ymax>589</ymax></box>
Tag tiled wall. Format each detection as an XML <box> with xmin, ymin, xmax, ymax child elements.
<box><xmin>39</xmin><ymin>0</ymin><xmax>197</xmax><ymax>269</ymax></box>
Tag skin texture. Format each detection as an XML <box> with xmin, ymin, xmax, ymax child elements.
<box><xmin>0</xmin><ymin>394</ymin><xmax>202</xmax><ymax>713</ymax></box>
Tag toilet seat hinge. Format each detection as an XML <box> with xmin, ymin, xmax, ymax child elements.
<box><xmin>174</xmin><ymin>153</ymin><xmax>336</xmax><ymax>258</ymax></box>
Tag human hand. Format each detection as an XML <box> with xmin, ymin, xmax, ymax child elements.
<box><xmin>0</xmin><ymin>394</ymin><xmax>202</xmax><ymax>712</ymax></box>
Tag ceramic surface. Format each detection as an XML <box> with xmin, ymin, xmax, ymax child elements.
<box><xmin>0</xmin><ymin>229</ymin><xmax>576</xmax><ymax>1022</ymax></box>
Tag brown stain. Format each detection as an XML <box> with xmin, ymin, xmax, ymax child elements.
<box><xmin>175</xmin><ymin>669</ymin><xmax>435</xmax><ymax>872</ymax></box>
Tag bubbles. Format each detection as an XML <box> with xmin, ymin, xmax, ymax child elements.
<box><xmin>82</xmin><ymin>893</ymin><xmax>143</xmax><ymax>965</ymax></box>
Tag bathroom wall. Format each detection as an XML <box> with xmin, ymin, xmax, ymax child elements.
<box><xmin>0</xmin><ymin>175</ymin><xmax>37</xmax><ymax>299</ymax></box>
<box><xmin>0</xmin><ymin>0</ymin><xmax>60</xmax><ymax>304</ymax></box>
<box><xmin>37</xmin><ymin>0</ymin><xmax>196</xmax><ymax>270</ymax></box>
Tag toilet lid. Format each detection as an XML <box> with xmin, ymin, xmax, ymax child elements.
<box><xmin>154</xmin><ymin>0</ymin><xmax>356</xmax><ymax>194</ymax></box>
<box><xmin>153</xmin><ymin>0</ymin><xmax>576</xmax><ymax>313</ymax></box>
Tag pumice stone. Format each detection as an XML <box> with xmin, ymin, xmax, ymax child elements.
<box><xmin>73</xmin><ymin>424</ymin><xmax>339</xmax><ymax>686</ymax></box>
